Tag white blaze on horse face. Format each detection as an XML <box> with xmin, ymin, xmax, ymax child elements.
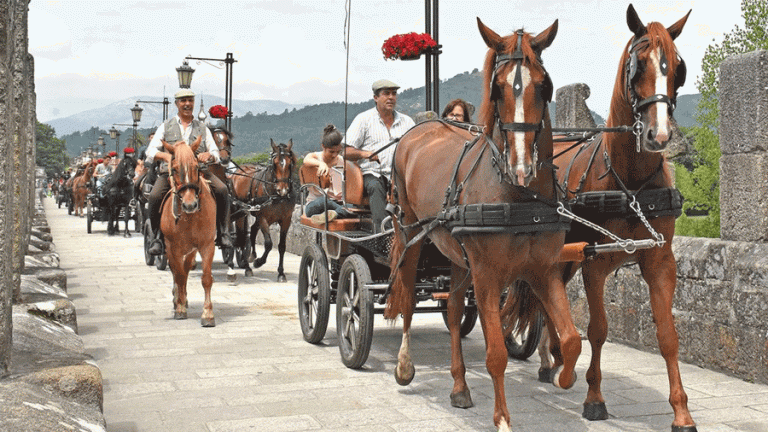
<box><xmin>650</xmin><ymin>47</ymin><xmax>671</xmax><ymax>143</ymax></box>
<box><xmin>505</xmin><ymin>64</ymin><xmax>531</xmax><ymax>180</ymax></box>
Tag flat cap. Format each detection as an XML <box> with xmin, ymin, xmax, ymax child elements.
<box><xmin>372</xmin><ymin>79</ymin><xmax>400</xmax><ymax>92</ymax></box>
<box><xmin>174</xmin><ymin>89</ymin><xmax>195</xmax><ymax>99</ymax></box>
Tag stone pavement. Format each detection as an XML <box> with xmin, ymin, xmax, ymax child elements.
<box><xmin>43</xmin><ymin>197</ymin><xmax>768</xmax><ymax>432</ymax></box>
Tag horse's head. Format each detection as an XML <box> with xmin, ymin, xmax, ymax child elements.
<box><xmin>269</xmin><ymin>138</ymin><xmax>297</xmax><ymax>197</ymax></box>
<box><xmin>163</xmin><ymin>136</ymin><xmax>204</xmax><ymax>214</ymax></box>
<box><xmin>619</xmin><ymin>4</ymin><xmax>690</xmax><ymax>152</ymax></box>
<box><xmin>212</xmin><ymin>127</ymin><xmax>233</xmax><ymax>163</ymax></box>
<box><xmin>477</xmin><ymin>18</ymin><xmax>558</xmax><ymax>187</ymax></box>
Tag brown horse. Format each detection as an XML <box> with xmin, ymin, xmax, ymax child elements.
<box><xmin>385</xmin><ymin>19</ymin><xmax>582</xmax><ymax>431</ymax></box>
<box><xmin>72</xmin><ymin>161</ymin><xmax>96</xmax><ymax>217</ymax></box>
<box><xmin>228</xmin><ymin>139</ymin><xmax>297</xmax><ymax>281</ymax></box>
<box><xmin>159</xmin><ymin>137</ymin><xmax>218</xmax><ymax>327</ymax></box>
<box><xmin>549</xmin><ymin>5</ymin><xmax>695</xmax><ymax>431</ymax></box>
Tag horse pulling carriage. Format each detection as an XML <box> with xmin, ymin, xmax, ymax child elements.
<box><xmin>289</xmin><ymin>6</ymin><xmax>696</xmax><ymax>432</ymax></box>
<box><xmin>87</xmin><ymin>155</ymin><xmax>140</xmax><ymax>236</ymax></box>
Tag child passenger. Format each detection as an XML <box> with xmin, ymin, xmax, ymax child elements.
<box><xmin>303</xmin><ymin>124</ymin><xmax>355</xmax><ymax>224</ymax></box>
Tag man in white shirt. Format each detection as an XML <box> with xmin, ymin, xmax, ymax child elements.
<box><xmin>145</xmin><ymin>89</ymin><xmax>231</xmax><ymax>255</ymax></box>
<box><xmin>345</xmin><ymin>79</ymin><xmax>415</xmax><ymax>232</ymax></box>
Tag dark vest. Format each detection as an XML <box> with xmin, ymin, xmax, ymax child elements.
<box><xmin>161</xmin><ymin>118</ymin><xmax>210</xmax><ymax>155</ymax></box>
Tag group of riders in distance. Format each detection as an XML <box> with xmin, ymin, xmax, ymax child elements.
<box><xmin>49</xmin><ymin>4</ymin><xmax>700</xmax><ymax>432</ymax></box>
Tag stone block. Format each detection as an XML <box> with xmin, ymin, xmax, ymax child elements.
<box><xmin>720</xmin><ymin>153</ymin><xmax>768</xmax><ymax>241</ymax></box>
<box><xmin>24</xmin><ymin>252</ymin><xmax>60</xmax><ymax>269</ymax></box>
<box><xmin>27</xmin><ymin>268</ymin><xmax>66</xmax><ymax>291</ymax></box>
<box><xmin>22</xmin><ymin>364</ymin><xmax>103</xmax><ymax>412</ymax></box>
<box><xmin>20</xmin><ymin>275</ymin><xmax>67</xmax><ymax>303</ymax></box>
<box><xmin>719</xmin><ymin>50</ymin><xmax>768</xmax><ymax>155</ymax></box>
<box><xmin>30</xmin><ymin>228</ymin><xmax>52</xmax><ymax>242</ymax></box>
<box><xmin>10</xmin><ymin>307</ymin><xmax>89</xmax><ymax>374</ymax></box>
<box><xmin>555</xmin><ymin>83</ymin><xmax>596</xmax><ymax>128</ymax></box>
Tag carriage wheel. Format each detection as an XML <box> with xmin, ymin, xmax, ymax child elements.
<box><xmin>439</xmin><ymin>292</ymin><xmax>479</xmax><ymax>338</ymax></box>
<box><xmin>86</xmin><ymin>199</ymin><xmax>93</xmax><ymax>233</ymax></box>
<box><xmin>143</xmin><ymin>221</ymin><xmax>155</xmax><ymax>266</ymax></box>
<box><xmin>501</xmin><ymin>282</ymin><xmax>545</xmax><ymax>360</ymax></box>
<box><xmin>297</xmin><ymin>243</ymin><xmax>331</xmax><ymax>344</ymax></box>
<box><xmin>336</xmin><ymin>254</ymin><xmax>374</xmax><ymax>369</ymax></box>
<box><xmin>235</xmin><ymin>242</ymin><xmax>250</xmax><ymax>269</ymax></box>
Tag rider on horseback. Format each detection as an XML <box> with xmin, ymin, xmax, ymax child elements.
<box><xmin>145</xmin><ymin>89</ymin><xmax>232</xmax><ymax>255</ymax></box>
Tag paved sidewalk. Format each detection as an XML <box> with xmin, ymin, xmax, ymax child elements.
<box><xmin>43</xmin><ymin>197</ymin><xmax>768</xmax><ymax>432</ymax></box>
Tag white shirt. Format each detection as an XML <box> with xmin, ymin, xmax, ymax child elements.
<box><xmin>145</xmin><ymin>116</ymin><xmax>219</xmax><ymax>163</ymax></box>
<box><xmin>345</xmin><ymin>107</ymin><xmax>415</xmax><ymax>178</ymax></box>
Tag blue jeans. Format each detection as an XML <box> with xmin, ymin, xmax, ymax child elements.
<box><xmin>305</xmin><ymin>197</ymin><xmax>353</xmax><ymax>218</ymax></box>
<box><xmin>363</xmin><ymin>174</ymin><xmax>388</xmax><ymax>232</ymax></box>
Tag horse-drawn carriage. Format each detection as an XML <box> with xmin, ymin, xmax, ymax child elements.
<box><xmin>87</xmin><ymin>156</ymin><xmax>139</xmax><ymax>236</ymax></box>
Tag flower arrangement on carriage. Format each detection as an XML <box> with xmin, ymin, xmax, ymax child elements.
<box><xmin>208</xmin><ymin>104</ymin><xmax>229</xmax><ymax>119</ymax></box>
<box><xmin>382</xmin><ymin>32</ymin><xmax>438</xmax><ymax>60</ymax></box>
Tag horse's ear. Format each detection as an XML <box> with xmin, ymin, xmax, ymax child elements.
<box><xmin>287</xmin><ymin>139</ymin><xmax>293</xmax><ymax>152</ymax></box>
<box><xmin>477</xmin><ymin>18</ymin><xmax>503</xmax><ymax>51</ymax></box>
<box><xmin>667</xmin><ymin>9</ymin><xmax>691</xmax><ymax>41</ymax></box>
<box><xmin>531</xmin><ymin>19</ymin><xmax>558</xmax><ymax>53</ymax></box>
<box><xmin>191</xmin><ymin>135</ymin><xmax>201</xmax><ymax>153</ymax></box>
<box><xmin>162</xmin><ymin>139</ymin><xmax>175</xmax><ymax>154</ymax></box>
<box><xmin>626</xmin><ymin>4</ymin><xmax>646</xmax><ymax>38</ymax></box>
<box><xmin>270</xmin><ymin>139</ymin><xmax>277</xmax><ymax>152</ymax></box>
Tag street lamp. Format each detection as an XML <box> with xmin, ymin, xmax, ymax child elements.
<box><xmin>177</xmin><ymin>52</ymin><xmax>237</xmax><ymax>130</ymax></box>
<box><xmin>97</xmin><ymin>135</ymin><xmax>106</xmax><ymax>156</ymax></box>
<box><xmin>135</xmin><ymin>97</ymin><xmax>170</xmax><ymax>121</ymax></box>
<box><xmin>130</xmin><ymin>103</ymin><xmax>143</xmax><ymax>149</ymax></box>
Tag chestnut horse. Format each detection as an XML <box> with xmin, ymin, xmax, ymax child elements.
<box><xmin>72</xmin><ymin>161</ymin><xmax>96</xmax><ymax>217</ymax></box>
<box><xmin>549</xmin><ymin>5</ymin><xmax>695</xmax><ymax>431</ymax></box>
<box><xmin>227</xmin><ymin>139</ymin><xmax>296</xmax><ymax>281</ymax></box>
<box><xmin>159</xmin><ymin>137</ymin><xmax>218</xmax><ymax>327</ymax></box>
<box><xmin>385</xmin><ymin>19</ymin><xmax>582</xmax><ymax>431</ymax></box>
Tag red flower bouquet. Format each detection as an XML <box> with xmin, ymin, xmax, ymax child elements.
<box><xmin>208</xmin><ymin>105</ymin><xmax>229</xmax><ymax>119</ymax></box>
<box><xmin>382</xmin><ymin>32</ymin><xmax>437</xmax><ymax>60</ymax></box>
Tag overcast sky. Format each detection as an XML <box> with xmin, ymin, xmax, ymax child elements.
<box><xmin>29</xmin><ymin>1</ymin><xmax>742</xmax><ymax>122</ymax></box>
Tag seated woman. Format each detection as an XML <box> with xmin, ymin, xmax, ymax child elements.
<box><xmin>441</xmin><ymin>98</ymin><xmax>473</xmax><ymax>123</ymax></box>
<box><xmin>303</xmin><ymin>124</ymin><xmax>355</xmax><ymax>224</ymax></box>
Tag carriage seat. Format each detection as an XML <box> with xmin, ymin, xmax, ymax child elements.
<box><xmin>299</xmin><ymin>161</ymin><xmax>371</xmax><ymax>231</ymax></box>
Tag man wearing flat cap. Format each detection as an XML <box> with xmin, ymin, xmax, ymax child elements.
<box><xmin>145</xmin><ymin>89</ymin><xmax>232</xmax><ymax>255</ymax></box>
<box><xmin>345</xmin><ymin>79</ymin><xmax>415</xmax><ymax>232</ymax></box>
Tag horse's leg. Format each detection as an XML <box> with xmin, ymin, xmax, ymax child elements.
<box><xmin>580</xmin><ymin>263</ymin><xmax>611</xmax><ymax>420</ymax></box>
<box><xmin>537</xmin><ymin>318</ymin><xmax>556</xmax><ymax>383</ymax></box>
<box><xmin>200</xmin><ymin>242</ymin><xmax>216</xmax><ymax>327</ymax></box>
<box><xmin>639</xmin><ymin>250</ymin><xmax>695</xmax><ymax>430</ymax></box>
<box><xmin>468</xmin><ymin>262</ymin><xmax>511</xmax><ymax>431</ymax></box>
<box><xmin>533</xmin><ymin>272</ymin><xmax>581</xmax><ymax>391</ymax></box>
<box><xmin>236</xmin><ymin>217</ymin><xmax>253</xmax><ymax>277</ymax></box>
<box><xmin>275</xmin><ymin>218</ymin><xmax>290</xmax><ymax>282</ymax></box>
<box><xmin>448</xmin><ymin>264</ymin><xmax>473</xmax><ymax>408</ymax></box>
<box><xmin>253</xmin><ymin>218</ymin><xmax>272</xmax><ymax>269</ymax></box>
<box><xmin>169</xmin><ymin>247</ymin><xmax>189</xmax><ymax>320</ymax></box>
<box><xmin>123</xmin><ymin>198</ymin><xmax>132</xmax><ymax>237</ymax></box>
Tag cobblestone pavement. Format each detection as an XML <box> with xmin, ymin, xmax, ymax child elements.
<box><xmin>43</xmin><ymin>197</ymin><xmax>768</xmax><ymax>432</ymax></box>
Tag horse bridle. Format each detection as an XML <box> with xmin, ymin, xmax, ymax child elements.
<box><xmin>489</xmin><ymin>30</ymin><xmax>553</xmax><ymax>182</ymax></box>
<box><xmin>268</xmin><ymin>145</ymin><xmax>294</xmax><ymax>195</ymax></box>
<box><xmin>625</xmin><ymin>34</ymin><xmax>686</xmax><ymax>151</ymax></box>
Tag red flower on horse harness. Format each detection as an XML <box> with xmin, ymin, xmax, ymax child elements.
<box><xmin>208</xmin><ymin>105</ymin><xmax>229</xmax><ymax>119</ymax></box>
<box><xmin>382</xmin><ymin>32</ymin><xmax>437</xmax><ymax>60</ymax></box>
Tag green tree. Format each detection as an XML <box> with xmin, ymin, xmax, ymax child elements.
<box><xmin>35</xmin><ymin>121</ymin><xmax>69</xmax><ymax>179</ymax></box>
<box><xmin>675</xmin><ymin>0</ymin><xmax>768</xmax><ymax>237</ymax></box>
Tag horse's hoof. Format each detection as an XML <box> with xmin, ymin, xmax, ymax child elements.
<box><xmin>201</xmin><ymin>317</ymin><xmax>215</xmax><ymax>327</ymax></box>
<box><xmin>227</xmin><ymin>272</ymin><xmax>236</xmax><ymax>283</ymax></box>
<box><xmin>671</xmin><ymin>426</ymin><xmax>698</xmax><ymax>432</ymax></box>
<box><xmin>538</xmin><ymin>367</ymin><xmax>554</xmax><ymax>383</ymax></box>
<box><xmin>124</xmin><ymin>232</ymin><xmax>131</xmax><ymax>238</ymax></box>
<box><xmin>244</xmin><ymin>269</ymin><xmax>253</xmax><ymax>277</ymax></box>
<box><xmin>582</xmin><ymin>401</ymin><xmax>609</xmax><ymax>421</ymax></box>
<box><xmin>552</xmin><ymin>366</ymin><xmax>577</xmax><ymax>389</ymax></box>
<box><xmin>450</xmin><ymin>389</ymin><xmax>474</xmax><ymax>408</ymax></box>
<box><xmin>394</xmin><ymin>362</ymin><xmax>415</xmax><ymax>386</ymax></box>
<box><xmin>277</xmin><ymin>274</ymin><xmax>286</xmax><ymax>283</ymax></box>
<box><xmin>174</xmin><ymin>311</ymin><xmax>187</xmax><ymax>320</ymax></box>
<box><xmin>254</xmin><ymin>260</ymin><xmax>265</xmax><ymax>269</ymax></box>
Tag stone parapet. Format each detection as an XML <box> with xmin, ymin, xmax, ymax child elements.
<box><xmin>719</xmin><ymin>50</ymin><xmax>768</xmax><ymax>155</ymax></box>
<box><xmin>720</xmin><ymin>153</ymin><xmax>768</xmax><ymax>241</ymax></box>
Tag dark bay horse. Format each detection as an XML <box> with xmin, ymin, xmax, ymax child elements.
<box><xmin>159</xmin><ymin>137</ymin><xmax>218</xmax><ymax>327</ymax></box>
<box><xmin>549</xmin><ymin>5</ymin><xmax>695</xmax><ymax>431</ymax></box>
<box><xmin>227</xmin><ymin>139</ymin><xmax>297</xmax><ymax>281</ymax></box>
<box><xmin>104</xmin><ymin>155</ymin><xmax>137</xmax><ymax>236</ymax></box>
<box><xmin>385</xmin><ymin>19</ymin><xmax>582</xmax><ymax>431</ymax></box>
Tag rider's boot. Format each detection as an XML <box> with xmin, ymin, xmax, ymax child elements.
<box><xmin>147</xmin><ymin>211</ymin><xmax>164</xmax><ymax>255</ymax></box>
<box><xmin>218</xmin><ymin>196</ymin><xmax>233</xmax><ymax>248</ymax></box>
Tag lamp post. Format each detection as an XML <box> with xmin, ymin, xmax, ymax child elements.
<box><xmin>177</xmin><ymin>53</ymin><xmax>237</xmax><ymax>130</ymax></box>
<box><xmin>128</xmin><ymin>103</ymin><xmax>143</xmax><ymax>149</ymax></box>
<box><xmin>97</xmin><ymin>135</ymin><xmax>106</xmax><ymax>156</ymax></box>
<box><xmin>135</xmin><ymin>97</ymin><xmax>170</xmax><ymax>122</ymax></box>
<box><xmin>424</xmin><ymin>0</ymin><xmax>442</xmax><ymax>112</ymax></box>
<box><xmin>110</xmin><ymin>125</ymin><xmax>128</xmax><ymax>153</ymax></box>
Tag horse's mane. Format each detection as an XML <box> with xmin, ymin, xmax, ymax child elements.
<box><xmin>607</xmin><ymin>22</ymin><xmax>681</xmax><ymax>127</ymax></box>
<box><xmin>478</xmin><ymin>30</ymin><xmax>546</xmax><ymax>133</ymax></box>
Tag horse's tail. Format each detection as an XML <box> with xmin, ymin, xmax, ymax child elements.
<box><xmin>501</xmin><ymin>280</ymin><xmax>543</xmax><ymax>339</ymax></box>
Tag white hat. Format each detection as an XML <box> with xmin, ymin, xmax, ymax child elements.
<box><xmin>174</xmin><ymin>89</ymin><xmax>195</xmax><ymax>99</ymax></box>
